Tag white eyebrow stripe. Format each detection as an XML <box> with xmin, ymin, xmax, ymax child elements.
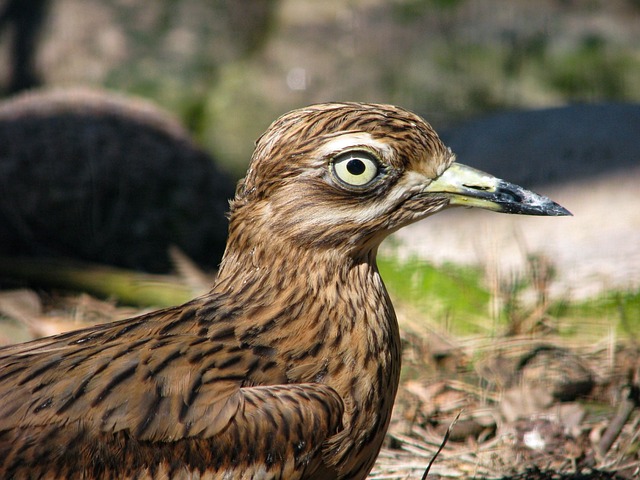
<box><xmin>317</xmin><ymin>132</ymin><xmax>394</xmax><ymax>161</ymax></box>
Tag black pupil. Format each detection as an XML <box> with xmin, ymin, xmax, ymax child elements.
<box><xmin>346</xmin><ymin>158</ymin><xmax>366</xmax><ymax>175</ymax></box>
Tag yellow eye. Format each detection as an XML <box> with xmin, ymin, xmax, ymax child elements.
<box><xmin>331</xmin><ymin>151</ymin><xmax>380</xmax><ymax>187</ymax></box>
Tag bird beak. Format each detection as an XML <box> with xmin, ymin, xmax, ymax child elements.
<box><xmin>425</xmin><ymin>163</ymin><xmax>572</xmax><ymax>216</ymax></box>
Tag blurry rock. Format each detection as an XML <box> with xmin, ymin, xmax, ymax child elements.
<box><xmin>516</xmin><ymin>345</ymin><xmax>595</xmax><ymax>402</ymax></box>
<box><xmin>441</xmin><ymin>103</ymin><xmax>640</xmax><ymax>186</ymax></box>
<box><xmin>501</xmin><ymin>385</ymin><xmax>554</xmax><ymax>423</ymax></box>
<box><xmin>476</xmin><ymin>352</ymin><xmax>518</xmax><ymax>389</ymax></box>
<box><xmin>0</xmin><ymin>88</ymin><xmax>235</xmax><ymax>272</ymax></box>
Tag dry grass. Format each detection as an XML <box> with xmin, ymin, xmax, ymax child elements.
<box><xmin>374</xmin><ymin>322</ymin><xmax>640</xmax><ymax>479</ymax></box>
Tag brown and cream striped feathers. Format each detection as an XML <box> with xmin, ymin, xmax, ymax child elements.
<box><xmin>0</xmin><ymin>102</ymin><xmax>568</xmax><ymax>479</ymax></box>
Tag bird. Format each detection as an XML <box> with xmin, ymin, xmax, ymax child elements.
<box><xmin>0</xmin><ymin>102</ymin><xmax>570</xmax><ymax>479</ymax></box>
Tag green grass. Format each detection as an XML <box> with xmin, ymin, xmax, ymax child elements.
<box><xmin>549</xmin><ymin>290</ymin><xmax>640</xmax><ymax>338</ymax></box>
<box><xmin>544</xmin><ymin>35</ymin><xmax>635</xmax><ymax>100</ymax></box>
<box><xmin>378</xmin><ymin>254</ymin><xmax>640</xmax><ymax>339</ymax></box>
<box><xmin>377</xmin><ymin>255</ymin><xmax>492</xmax><ymax>335</ymax></box>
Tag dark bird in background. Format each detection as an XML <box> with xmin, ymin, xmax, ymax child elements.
<box><xmin>0</xmin><ymin>103</ymin><xmax>570</xmax><ymax>479</ymax></box>
<box><xmin>0</xmin><ymin>88</ymin><xmax>234</xmax><ymax>273</ymax></box>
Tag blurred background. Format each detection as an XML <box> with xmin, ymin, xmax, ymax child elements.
<box><xmin>1</xmin><ymin>1</ymin><xmax>640</xmax><ymax>477</ymax></box>
<box><xmin>0</xmin><ymin>0</ymin><xmax>638</xmax><ymax>336</ymax></box>
<box><xmin>1</xmin><ymin>0</ymin><xmax>639</xmax><ymax>173</ymax></box>
<box><xmin>1</xmin><ymin>0</ymin><xmax>637</xmax><ymax>296</ymax></box>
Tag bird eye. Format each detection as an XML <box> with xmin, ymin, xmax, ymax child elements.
<box><xmin>331</xmin><ymin>151</ymin><xmax>380</xmax><ymax>188</ymax></box>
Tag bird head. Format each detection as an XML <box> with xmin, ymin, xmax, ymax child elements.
<box><xmin>229</xmin><ymin>103</ymin><xmax>570</xmax><ymax>253</ymax></box>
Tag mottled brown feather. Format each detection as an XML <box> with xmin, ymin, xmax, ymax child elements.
<box><xmin>0</xmin><ymin>102</ymin><xmax>460</xmax><ymax>479</ymax></box>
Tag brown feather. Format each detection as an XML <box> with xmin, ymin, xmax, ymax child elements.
<box><xmin>0</xmin><ymin>102</ymin><xmax>561</xmax><ymax>479</ymax></box>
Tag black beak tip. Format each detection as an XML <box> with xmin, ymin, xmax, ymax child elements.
<box><xmin>497</xmin><ymin>181</ymin><xmax>572</xmax><ymax>217</ymax></box>
<box><xmin>551</xmin><ymin>204</ymin><xmax>572</xmax><ymax>216</ymax></box>
<box><xmin>501</xmin><ymin>202</ymin><xmax>572</xmax><ymax>216</ymax></box>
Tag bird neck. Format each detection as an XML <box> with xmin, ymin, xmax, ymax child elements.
<box><xmin>213</xmin><ymin>234</ymin><xmax>401</xmax><ymax>478</ymax></box>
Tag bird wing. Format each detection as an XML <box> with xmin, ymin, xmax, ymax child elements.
<box><xmin>0</xmin><ymin>306</ymin><xmax>235</xmax><ymax>441</ymax></box>
<box><xmin>0</xmin><ymin>303</ymin><xmax>344</xmax><ymax>451</ymax></box>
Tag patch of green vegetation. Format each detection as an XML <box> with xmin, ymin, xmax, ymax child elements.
<box><xmin>550</xmin><ymin>290</ymin><xmax>640</xmax><ymax>337</ymax></box>
<box><xmin>397</xmin><ymin>32</ymin><xmax>640</xmax><ymax>124</ymax></box>
<box><xmin>544</xmin><ymin>35</ymin><xmax>634</xmax><ymax>101</ymax></box>
<box><xmin>426</xmin><ymin>42</ymin><xmax>519</xmax><ymax>116</ymax></box>
<box><xmin>392</xmin><ymin>0</ymin><xmax>466</xmax><ymax>21</ymax></box>
<box><xmin>379</xmin><ymin>252</ymin><xmax>640</xmax><ymax>340</ymax></box>
<box><xmin>377</xmin><ymin>255</ymin><xmax>492</xmax><ymax>335</ymax></box>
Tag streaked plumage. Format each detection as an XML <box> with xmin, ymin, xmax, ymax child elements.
<box><xmin>0</xmin><ymin>103</ymin><xmax>570</xmax><ymax>479</ymax></box>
